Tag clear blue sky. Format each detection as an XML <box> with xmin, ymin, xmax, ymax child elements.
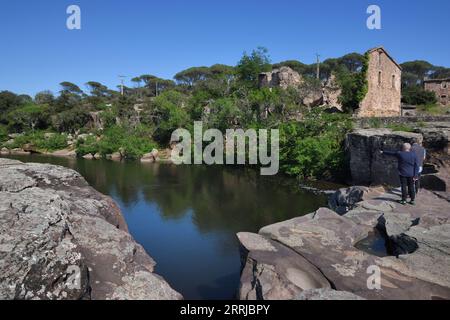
<box><xmin>1</xmin><ymin>0</ymin><xmax>449</xmax><ymax>96</ymax></box>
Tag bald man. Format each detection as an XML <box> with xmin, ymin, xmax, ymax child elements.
<box><xmin>381</xmin><ymin>143</ymin><xmax>420</xmax><ymax>205</ymax></box>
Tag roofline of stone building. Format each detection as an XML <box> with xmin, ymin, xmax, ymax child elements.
<box><xmin>367</xmin><ymin>46</ymin><xmax>403</xmax><ymax>71</ymax></box>
<box><xmin>423</xmin><ymin>78</ymin><xmax>450</xmax><ymax>83</ymax></box>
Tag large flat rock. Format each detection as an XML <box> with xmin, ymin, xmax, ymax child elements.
<box><xmin>0</xmin><ymin>158</ymin><xmax>182</xmax><ymax>300</ymax></box>
<box><xmin>346</xmin><ymin>129</ymin><xmax>423</xmax><ymax>186</ymax></box>
<box><xmin>238</xmin><ymin>187</ymin><xmax>450</xmax><ymax>300</ymax></box>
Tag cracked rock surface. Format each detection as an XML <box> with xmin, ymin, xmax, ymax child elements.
<box><xmin>238</xmin><ymin>186</ymin><xmax>450</xmax><ymax>300</ymax></box>
<box><xmin>0</xmin><ymin>159</ymin><xmax>182</xmax><ymax>300</ymax></box>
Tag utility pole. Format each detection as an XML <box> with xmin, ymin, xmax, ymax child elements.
<box><xmin>316</xmin><ymin>54</ymin><xmax>321</xmax><ymax>80</ymax></box>
<box><xmin>119</xmin><ymin>75</ymin><xmax>127</xmax><ymax>96</ymax></box>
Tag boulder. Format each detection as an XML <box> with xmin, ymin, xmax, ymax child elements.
<box><xmin>141</xmin><ymin>149</ymin><xmax>159</xmax><ymax>163</ymax></box>
<box><xmin>297</xmin><ymin>289</ymin><xmax>365</xmax><ymax>300</ymax></box>
<box><xmin>22</xmin><ymin>143</ymin><xmax>38</xmax><ymax>153</ymax></box>
<box><xmin>420</xmin><ymin>173</ymin><xmax>448</xmax><ymax>192</ymax></box>
<box><xmin>0</xmin><ymin>159</ymin><xmax>182</xmax><ymax>300</ymax></box>
<box><xmin>87</xmin><ymin>112</ymin><xmax>104</xmax><ymax>131</ymax></box>
<box><xmin>0</xmin><ymin>147</ymin><xmax>10</xmax><ymax>155</ymax></box>
<box><xmin>302</xmin><ymin>90</ymin><xmax>323</xmax><ymax>108</ymax></box>
<box><xmin>110</xmin><ymin>152</ymin><xmax>122</xmax><ymax>161</ymax></box>
<box><xmin>329</xmin><ymin>186</ymin><xmax>385</xmax><ymax>215</ymax></box>
<box><xmin>239</xmin><ymin>188</ymin><xmax>450</xmax><ymax>300</ymax></box>
<box><xmin>50</xmin><ymin>149</ymin><xmax>77</xmax><ymax>158</ymax></box>
<box><xmin>83</xmin><ymin>154</ymin><xmax>94</xmax><ymax>160</ymax></box>
<box><xmin>237</xmin><ymin>232</ymin><xmax>330</xmax><ymax>300</ymax></box>
<box><xmin>415</xmin><ymin>126</ymin><xmax>450</xmax><ymax>152</ymax></box>
<box><xmin>141</xmin><ymin>153</ymin><xmax>155</xmax><ymax>163</ymax></box>
<box><xmin>345</xmin><ymin>129</ymin><xmax>423</xmax><ymax>186</ymax></box>
<box><xmin>10</xmin><ymin>148</ymin><xmax>30</xmax><ymax>155</ymax></box>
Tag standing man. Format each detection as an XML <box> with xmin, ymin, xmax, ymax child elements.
<box><xmin>411</xmin><ymin>140</ymin><xmax>426</xmax><ymax>194</ymax></box>
<box><xmin>381</xmin><ymin>143</ymin><xmax>420</xmax><ymax>205</ymax></box>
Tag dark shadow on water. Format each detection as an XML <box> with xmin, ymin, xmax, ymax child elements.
<box><xmin>355</xmin><ymin>229</ymin><xmax>389</xmax><ymax>257</ymax></box>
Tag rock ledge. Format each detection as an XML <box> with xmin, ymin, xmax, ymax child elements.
<box><xmin>0</xmin><ymin>158</ymin><xmax>182</xmax><ymax>300</ymax></box>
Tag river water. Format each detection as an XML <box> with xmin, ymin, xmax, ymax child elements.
<box><xmin>4</xmin><ymin>154</ymin><xmax>327</xmax><ymax>299</ymax></box>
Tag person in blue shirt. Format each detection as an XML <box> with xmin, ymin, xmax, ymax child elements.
<box><xmin>381</xmin><ymin>143</ymin><xmax>420</xmax><ymax>205</ymax></box>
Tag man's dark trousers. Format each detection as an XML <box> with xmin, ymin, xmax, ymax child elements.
<box><xmin>415</xmin><ymin>174</ymin><xmax>421</xmax><ymax>194</ymax></box>
<box><xmin>400</xmin><ymin>175</ymin><xmax>415</xmax><ymax>202</ymax></box>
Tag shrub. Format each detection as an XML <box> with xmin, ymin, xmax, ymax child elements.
<box><xmin>0</xmin><ymin>125</ymin><xmax>7</xmax><ymax>144</ymax></box>
<box><xmin>94</xmin><ymin>125</ymin><xmax>157</xmax><ymax>159</ymax></box>
<box><xmin>6</xmin><ymin>104</ymin><xmax>50</xmax><ymax>132</ymax></box>
<box><xmin>76</xmin><ymin>135</ymin><xmax>99</xmax><ymax>157</ymax></box>
<box><xmin>5</xmin><ymin>131</ymin><xmax>67</xmax><ymax>152</ymax></box>
<box><xmin>402</xmin><ymin>86</ymin><xmax>437</xmax><ymax>105</ymax></box>
<box><xmin>279</xmin><ymin>109</ymin><xmax>353</xmax><ymax>180</ymax></box>
<box><xmin>416</xmin><ymin>103</ymin><xmax>448</xmax><ymax>116</ymax></box>
<box><xmin>153</xmin><ymin>90</ymin><xmax>190</xmax><ymax>143</ymax></box>
<box><xmin>386</xmin><ymin>123</ymin><xmax>415</xmax><ymax>133</ymax></box>
<box><xmin>53</xmin><ymin>108</ymin><xmax>91</xmax><ymax>133</ymax></box>
<box><xmin>43</xmin><ymin>133</ymin><xmax>68</xmax><ymax>151</ymax></box>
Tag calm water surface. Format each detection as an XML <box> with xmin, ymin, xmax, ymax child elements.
<box><xmin>4</xmin><ymin>154</ymin><xmax>327</xmax><ymax>299</ymax></box>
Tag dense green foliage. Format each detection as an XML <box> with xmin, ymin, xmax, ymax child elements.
<box><xmin>402</xmin><ymin>85</ymin><xmax>438</xmax><ymax>106</ymax></box>
<box><xmin>76</xmin><ymin>125</ymin><xmax>157</xmax><ymax>160</ymax></box>
<box><xmin>336</xmin><ymin>52</ymin><xmax>369</xmax><ymax>112</ymax></box>
<box><xmin>279</xmin><ymin>109</ymin><xmax>353</xmax><ymax>180</ymax></box>
<box><xmin>6</xmin><ymin>132</ymin><xmax>68</xmax><ymax>152</ymax></box>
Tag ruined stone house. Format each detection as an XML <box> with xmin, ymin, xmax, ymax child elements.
<box><xmin>258</xmin><ymin>66</ymin><xmax>303</xmax><ymax>89</ymax></box>
<box><xmin>356</xmin><ymin>47</ymin><xmax>402</xmax><ymax>117</ymax></box>
<box><xmin>258</xmin><ymin>47</ymin><xmax>402</xmax><ymax>117</ymax></box>
<box><xmin>424</xmin><ymin>78</ymin><xmax>450</xmax><ymax>106</ymax></box>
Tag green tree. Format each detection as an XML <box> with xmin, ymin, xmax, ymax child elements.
<box><xmin>35</xmin><ymin>91</ymin><xmax>55</xmax><ymax>105</ymax></box>
<box><xmin>6</xmin><ymin>104</ymin><xmax>50</xmax><ymax>132</ymax></box>
<box><xmin>236</xmin><ymin>47</ymin><xmax>272</xmax><ymax>88</ymax></box>
<box><xmin>0</xmin><ymin>91</ymin><xmax>22</xmax><ymax>114</ymax></box>
<box><xmin>174</xmin><ymin>67</ymin><xmax>211</xmax><ymax>87</ymax></box>
<box><xmin>400</xmin><ymin>61</ymin><xmax>434</xmax><ymax>87</ymax></box>
<box><xmin>86</xmin><ymin>81</ymin><xmax>109</xmax><ymax>97</ymax></box>
<box><xmin>153</xmin><ymin>90</ymin><xmax>190</xmax><ymax>143</ymax></box>
<box><xmin>53</xmin><ymin>107</ymin><xmax>91</xmax><ymax>133</ymax></box>
<box><xmin>59</xmin><ymin>81</ymin><xmax>83</xmax><ymax>95</ymax></box>
<box><xmin>402</xmin><ymin>86</ymin><xmax>437</xmax><ymax>105</ymax></box>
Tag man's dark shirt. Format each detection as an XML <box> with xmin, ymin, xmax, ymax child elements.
<box><xmin>383</xmin><ymin>150</ymin><xmax>420</xmax><ymax>178</ymax></box>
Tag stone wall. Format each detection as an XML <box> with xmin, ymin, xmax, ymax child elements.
<box><xmin>259</xmin><ymin>66</ymin><xmax>303</xmax><ymax>89</ymax></box>
<box><xmin>357</xmin><ymin>48</ymin><xmax>402</xmax><ymax>118</ymax></box>
<box><xmin>424</xmin><ymin>79</ymin><xmax>450</xmax><ymax>106</ymax></box>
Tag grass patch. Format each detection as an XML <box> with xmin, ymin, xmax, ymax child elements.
<box><xmin>416</xmin><ymin>104</ymin><xmax>450</xmax><ymax>116</ymax></box>
<box><xmin>386</xmin><ymin>123</ymin><xmax>415</xmax><ymax>133</ymax></box>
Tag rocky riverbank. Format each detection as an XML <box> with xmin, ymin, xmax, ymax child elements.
<box><xmin>0</xmin><ymin>158</ymin><xmax>182</xmax><ymax>300</ymax></box>
<box><xmin>346</xmin><ymin>122</ymin><xmax>450</xmax><ymax>190</ymax></box>
<box><xmin>238</xmin><ymin>185</ymin><xmax>450</xmax><ymax>300</ymax></box>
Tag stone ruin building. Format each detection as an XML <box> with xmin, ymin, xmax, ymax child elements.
<box><xmin>356</xmin><ymin>47</ymin><xmax>402</xmax><ymax>117</ymax></box>
<box><xmin>259</xmin><ymin>47</ymin><xmax>403</xmax><ymax>118</ymax></box>
<box><xmin>258</xmin><ymin>66</ymin><xmax>303</xmax><ymax>89</ymax></box>
<box><xmin>424</xmin><ymin>78</ymin><xmax>450</xmax><ymax>106</ymax></box>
